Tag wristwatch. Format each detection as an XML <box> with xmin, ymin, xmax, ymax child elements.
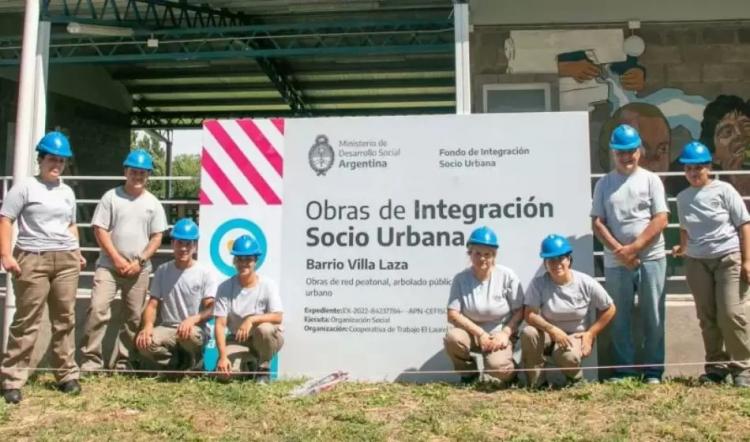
<box><xmin>136</xmin><ymin>254</ymin><xmax>147</xmax><ymax>266</ymax></box>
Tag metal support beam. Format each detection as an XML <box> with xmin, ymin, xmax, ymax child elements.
<box><xmin>42</xmin><ymin>0</ymin><xmax>251</xmax><ymax>29</ymax></box>
<box><xmin>0</xmin><ymin>20</ymin><xmax>454</xmax><ymax>66</ymax></box>
<box><xmin>453</xmin><ymin>1</ymin><xmax>471</xmax><ymax>114</ymax></box>
<box><xmin>131</xmin><ymin>106</ymin><xmax>455</xmax><ymax>129</ymax></box>
<box><xmin>127</xmin><ymin>78</ymin><xmax>455</xmax><ymax>95</ymax></box>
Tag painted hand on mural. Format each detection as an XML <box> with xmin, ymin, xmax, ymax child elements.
<box><xmin>620</xmin><ymin>67</ymin><xmax>645</xmax><ymax>92</ymax></box>
<box><xmin>557</xmin><ymin>59</ymin><xmax>601</xmax><ymax>82</ymax></box>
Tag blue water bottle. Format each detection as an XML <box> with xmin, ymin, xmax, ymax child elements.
<box><xmin>203</xmin><ymin>318</ymin><xmax>220</xmax><ymax>371</ymax></box>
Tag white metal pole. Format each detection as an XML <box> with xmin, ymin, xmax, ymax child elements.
<box><xmin>453</xmin><ymin>1</ymin><xmax>471</xmax><ymax>114</ymax></box>
<box><xmin>4</xmin><ymin>0</ymin><xmax>41</xmax><ymax>353</ymax></box>
<box><xmin>32</xmin><ymin>20</ymin><xmax>50</xmax><ymax>161</ymax></box>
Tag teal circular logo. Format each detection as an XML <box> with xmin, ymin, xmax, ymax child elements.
<box><xmin>210</xmin><ymin>218</ymin><xmax>267</xmax><ymax>277</ymax></box>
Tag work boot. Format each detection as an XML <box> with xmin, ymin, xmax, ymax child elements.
<box><xmin>58</xmin><ymin>380</ymin><xmax>82</xmax><ymax>395</ymax></box>
<box><xmin>698</xmin><ymin>372</ymin><xmax>727</xmax><ymax>385</ymax></box>
<box><xmin>255</xmin><ymin>369</ymin><xmax>271</xmax><ymax>384</ymax></box>
<box><xmin>2</xmin><ymin>389</ymin><xmax>21</xmax><ymax>404</ymax></box>
<box><xmin>460</xmin><ymin>373</ymin><xmax>479</xmax><ymax>384</ymax></box>
<box><xmin>734</xmin><ymin>374</ymin><xmax>750</xmax><ymax>388</ymax></box>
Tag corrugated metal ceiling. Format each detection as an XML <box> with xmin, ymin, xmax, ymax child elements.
<box><xmin>0</xmin><ymin>0</ymin><xmax>456</xmax><ymax>128</ymax></box>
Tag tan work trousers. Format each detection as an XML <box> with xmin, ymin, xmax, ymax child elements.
<box><xmin>80</xmin><ymin>266</ymin><xmax>150</xmax><ymax>371</ymax></box>
<box><xmin>521</xmin><ymin>326</ymin><xmax>583</xmax><ymax>387</ymax></box>
<box><xmin>225</xmin><ymin>323</ymin><xmax>284</xmax><ymax>372</ymax></box>
<box><xmin>443</xmin><ymin>328</ymin><xmax>515</xmax><ymax>381</ymax></box>
<box><xmin>686</xmin><ymin>253</ymin><xmax>750</xmax><ymax>376</ymax></box>
<box><xmin>1</xmin><ymin>250</ymin><xmax>80</xmax><ymax>389</ymax></box>
<box><xmin>138</xmin><ymin>325</ymin><xmax>203</xmax><ymax>370</ymax></box>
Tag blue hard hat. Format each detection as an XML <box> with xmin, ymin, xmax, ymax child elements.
<box><xmin>609</xmin><ymin>124</ymin><xmax>642</xmax><ymax>150</ymax></box>
<box><xmin>540</xmin><ymin>234</ymin><xmax>573</xmax><ymax>259</ymax></box>
<box><xmin>231</xmin><ymin>234</ymin><xmax>263</xmax><ymax>257</ymax></box>
<box><xmin>123</xmin><ymin>148</ymin><xmax>154</xmax><ymax>171</ymax></box>
<box><xmin>171</xmin><ymin>218</ymin><xmax>199</xmax><ymax>241</ymax></box>
<box><xmin>36</xmin><ymin>131</ymin><xmax>72</xmax><ymax>158</ymax></box>
<box><xmin>678</xmin><ymin>141</ymin><xmax>712</xmax><ymax>165</ymax></box>
<box><xmin>466</xmin><ymin>226</ymin><xmax>499</xmax><ymax>249</ymax></box>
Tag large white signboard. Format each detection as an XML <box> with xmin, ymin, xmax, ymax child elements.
<box><xmin>200</xmin><ymin>113</ymin><xmax>592</xmax><ymax>381</ymax></box>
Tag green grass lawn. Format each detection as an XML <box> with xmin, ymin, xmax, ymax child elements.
<box><xmin>0</xmin><ymin>375</ymin><xmax>749</xmax><ymax>441</ymax></box>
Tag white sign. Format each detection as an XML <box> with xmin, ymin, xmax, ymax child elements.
<box><xmin>199</xmin><ymin>113</ymin><xmax>592</xmax><ymax>381</ymax></box>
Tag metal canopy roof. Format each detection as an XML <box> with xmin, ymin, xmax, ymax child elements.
<box><xmin>0</xmin><ymin>0</ymin><xmax>457</xmax><ymax>128</ymax></box>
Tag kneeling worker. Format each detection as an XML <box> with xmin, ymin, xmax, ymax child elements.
<box><xmin>135</xmin><ymin>218</ymin><xmax>217</xmax><ymax>370</ymax></box>
<box><xmin>522</xmin><ymin>235</ymin><xmax>616</xmax><ymax>387</ymax></box>
<box><xmin>215</xmin><ymin>234</ymin><xmax>284</xmax><ymax>382</ymax></box>
<box><xmin>444</xmin><ymin>226</ymin><xmax>524</xmax><ymax>384</ymax></box>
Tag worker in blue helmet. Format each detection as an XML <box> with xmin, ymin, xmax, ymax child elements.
<box><xmin>444</xmin><ymin>226</ymin><xmax>523</xmax><ymax>384</ymax></box>
<box><xmin>521</xmin><ymin>235</ymin><xmax>616</xmax><ymax>388</ymax></box>
<box><xmin>81</xmin><ymin>147</ymin><xmax>168</xmax><ymax>373</ymax></box>
<box><xmin>136</xmin><ymin>218</ymin><xmax>218</xmax><ymax>372</ymax></box>
<box><xmin>591</xmin><ymin>123</ymin><xmax>669</xmax><ymax>384</ymax></box>
<box><xmin>0</xmin><ymin>131</ymin><xmax>85</xmax><ymax>404</ymax></box>
<box><xmin>673</xmin><ymin>141</ymin><xmax>750</xmax><ymax>388</ymax></box>
<box><xmin>213</xmin><ymin>234</ymin><xmax>284</xmax><ymax>382</ymax></box>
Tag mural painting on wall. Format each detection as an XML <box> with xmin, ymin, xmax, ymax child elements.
<box><xmin>505</xmin><ymin>29</ymin><xmax>750</xmax><ymax>197</ymax></box>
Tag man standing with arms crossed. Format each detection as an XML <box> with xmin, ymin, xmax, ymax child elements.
<box><xmin>81</xmin><ymin>149</ymin><xmax>168</xmax><ymax>372</ymax></box>
<box><xmin>592</xmin><ymin>124</ymin><xmax>669</xmax><ymax>384</ymax></box>
<box><xmin>135</xmin><ymin>218</ymin><xmax>217</xmax><ymax>371</ymax></box>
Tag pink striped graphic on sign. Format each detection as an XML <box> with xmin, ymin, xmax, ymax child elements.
<box><xmin>199</xmin><ymin>189</ymin><xmax>212</xmax><ymax>205</ymax></box>
<box><xmin>237</xmin><ymin>119</ymin><xmax>283</xmax><ymax>176</ymax></box>
<box><xmin>271</xmin><ymin>118</ymin><xmax>284</xmax><ymax>134</ymax></box>
<box><xmin>201</xmin><ymin>148</ymin><xmax>247</xmax><ymax>205</ymax></box>
<box><xmin>204</xmin><ymin>120</ymin><xmax>282</xmax><ymax>205</ymax></box>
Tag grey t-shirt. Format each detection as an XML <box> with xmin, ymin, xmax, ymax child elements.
<box><xmin>447</xmin><ymin>265</ymin><xmax>524</xmax><ymax>334</ymax></box>
<box><xmin>524</xmin><ymin>270</ymin><xmax>613</xmax><ymax>334</ymax></box>
<box><xmin>91</xmin><ymin>186</ymin><xmax>167</xmax><ymax>269</ymax></box>
<box><xmin>677</xmin><ymin>180</ymin><xmax>750</xmax><ymax>259</ymax></box>
<box><xmin>0</xmin><ymin>177</ymin><xmax>78</xmax><ymax>252</ymax></box>
<box><xmin>149</xmin><ymin>261</ymin><xmax>218</xmax><ymax>327</ymax></box>
<box><xmin>591</xmin><ymin>167</ymin><xmax>669</xmax><ymax>268</ymax></box>
<box><xmin>214</xmin><ymin>275</ymin><xmax>283</xmax><ymax>334</ymax></box>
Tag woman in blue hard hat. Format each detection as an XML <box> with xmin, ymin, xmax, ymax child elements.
<box><xmin>673</xmin><ymin>141</ymin><xmax>750</xmax><ymax>388</ymax></box>
<box><xmin>444</xmin><ymin>226</ymin><xmax>524</xmax><ymax>384</ymax></box>
<box><xmin>0</xmin><ymin>132</ymin><xmax>85</xmax><ymax>404</ymax></box>
<box><xmin>522</xmin><ymin>235</ymin><xmax>616</xmax><ymax>388</ymax></box>
<box><xmin>214</xmin><ymin>234</ymin><xmax>284</xmax><ymax>382</ymax></box>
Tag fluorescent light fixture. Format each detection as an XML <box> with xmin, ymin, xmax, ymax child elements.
<box><xmin>67</xmin><ymin>22</ymin><xmax>134</xmax><ymax>38</ymax></box>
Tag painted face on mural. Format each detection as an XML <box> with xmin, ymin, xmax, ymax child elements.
<box><xmin>619</xmin><ymin>108</ymin><xmax>671</xmax><ymax>173</ymax></box>
<box><xmin>712</xmin><ymin>111</ymin><xmax>750</xmax><ymax>173</ymax></box>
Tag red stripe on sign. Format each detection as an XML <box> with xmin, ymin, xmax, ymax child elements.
<box><xmin>201</xmin><ymin>148</ymin><xmax>247</xmax><ymax>205</ymax></box>
<box><xmin>205</xmin><ymin>120</ymin><xmax>281</xmax><ymax>205</ymax></box>
<box><xmin>199</xmin><ymin>189</ymin><xmax>212</xmax><ymax>205</ymax></box>
<box><xmin>270</xmin><ymin>118</ymin><xmax>284</xmax><ymax>134</ymax></box>
<box><xmin>237</xmin><ymin>119</ymin><xmax>283</xmax><ymax>176</ymax></box>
